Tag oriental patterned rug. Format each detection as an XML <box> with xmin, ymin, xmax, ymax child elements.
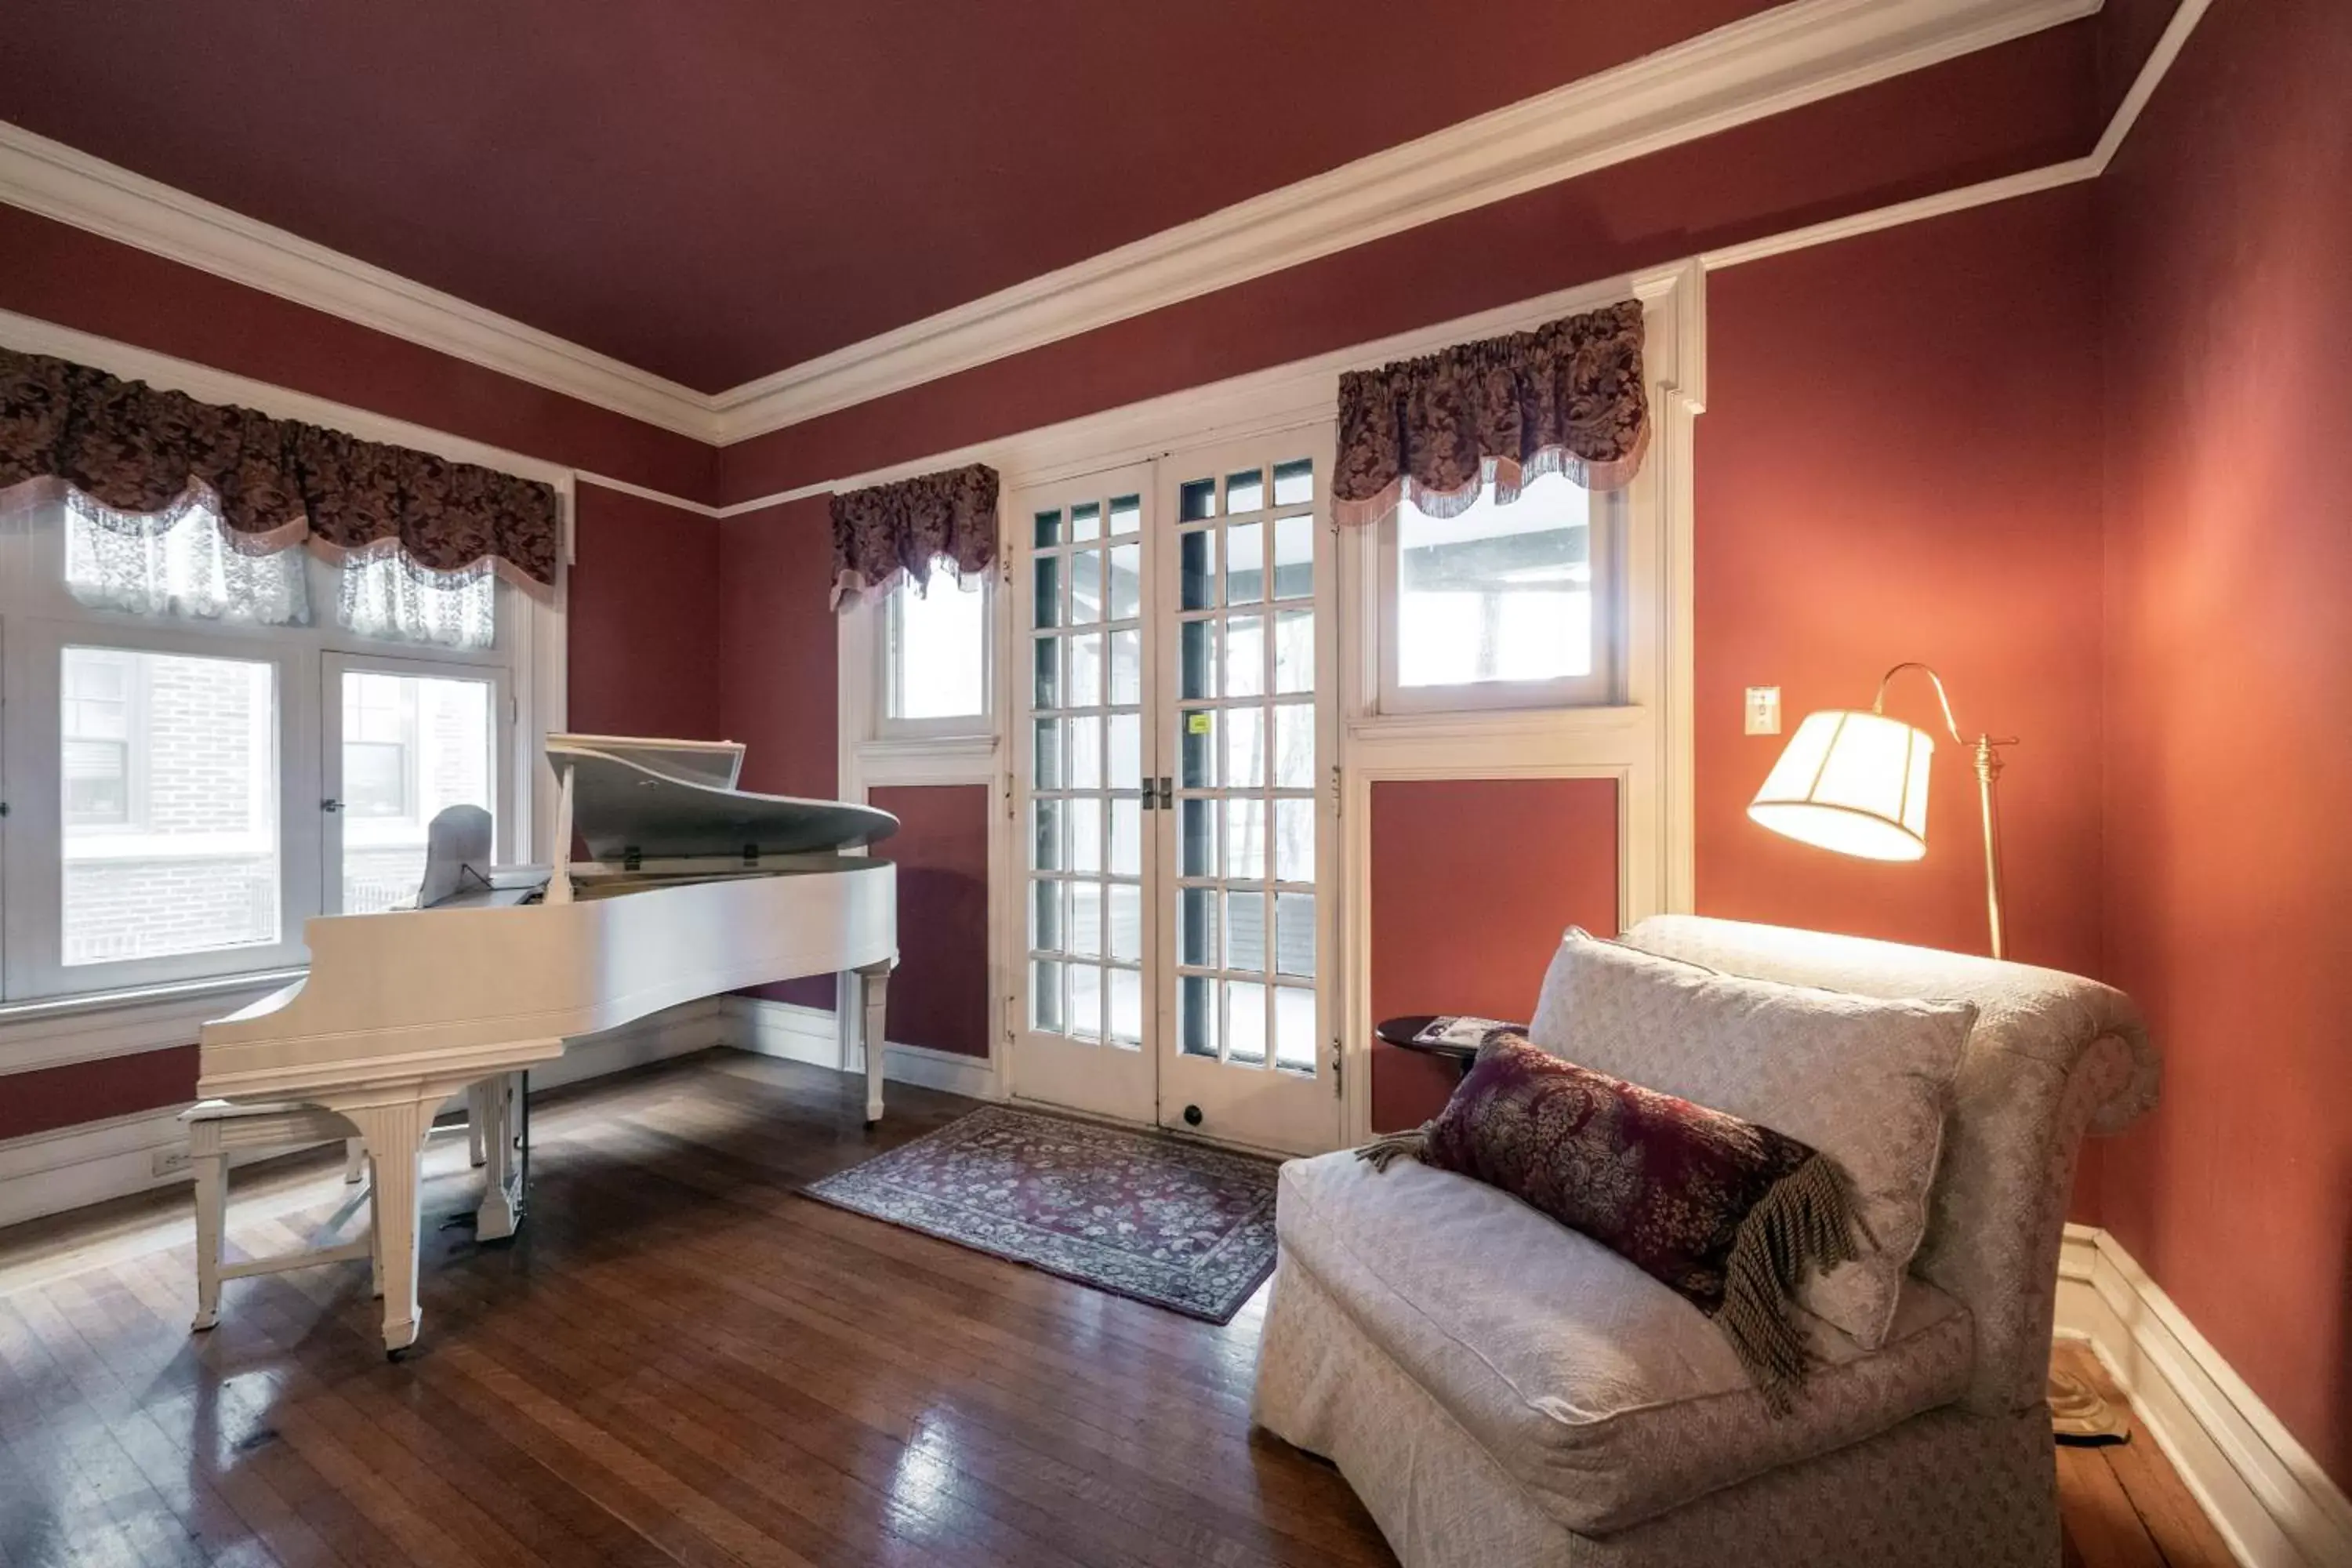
<box><xmin>801</xmin><ymin>1105</ymin><xmax>1280</xmax><ymax>1323</ymax></box>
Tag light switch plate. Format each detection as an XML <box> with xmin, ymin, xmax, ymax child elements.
<box><xmin>1744</xmin><ymin>686</ymin><xmax>1782</xmax><ymax>735</ymax></box>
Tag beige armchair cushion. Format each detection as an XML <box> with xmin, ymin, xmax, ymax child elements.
<box><xmin>1278</xmin><ymin>1150</ymin><xmax>1974</xmax><ymax>1534</ymax></box>
<box><xmin>1528</xmin><ymin>930</ymin><xmax>1973</xmax><ymax>1348</ymax></box>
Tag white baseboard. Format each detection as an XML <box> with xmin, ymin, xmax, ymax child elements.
<box><xmin>2056</xmin><ymin>1222</ymin><xmax>2352</xmax><ymax>1568</ymax></box>
<box><xmin>722</xmin><ymin>995</ymin><xmax>1000</xmax><ymax>1102</ymax></box>
<box><xmin>0</xmin><ymin>1000</ymin><xmax>726</xmax><ymax>1235</ymax></box>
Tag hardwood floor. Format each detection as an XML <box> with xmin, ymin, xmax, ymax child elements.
<box><xmin>0</xmin><ymin>1050</ymin><xmax>2230</xmax><ymax>1567</ymax></box>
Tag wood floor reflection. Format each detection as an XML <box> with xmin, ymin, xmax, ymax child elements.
<box><xmin>0</xmin><ymin>1050</ymin><xmax>2225</xmax><ymax>1567</ymax></box>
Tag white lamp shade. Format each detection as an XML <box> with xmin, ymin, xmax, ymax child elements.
<box><xmin>1748</xmin><ymin>710</ymin><xmax>1934</xmax><ymax>862</ymax></box>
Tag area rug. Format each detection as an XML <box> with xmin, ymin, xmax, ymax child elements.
<box><xmin>801</xmin><ymin>1105</ymin><xmax>1280</xmax><ymax>1323</ymax></box>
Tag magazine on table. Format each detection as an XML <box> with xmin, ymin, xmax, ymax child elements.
<box><xmin>1411</xmin><ymin>1015</ymin><xmax>1521</xmax><ymax>1049</ymax></box>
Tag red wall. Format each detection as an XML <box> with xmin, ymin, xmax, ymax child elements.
<box><xmin>568</xmin><ymin>484</ymin><xmax>724</xmax><ymax>740</ymax></box>
<box><xmin>717</xmin><ymin>26</ymin><xmax>2099</xmax><ymax>504</ymax></box>
<box><xmin>1695</xmin><ymin>187</ymin><xmax>2109</xmax><ymax>982</ymax></box>
<box><xmin>1369</xmin><ymin>779</ymin><xmax>1621</xmax><ymax>1131</ymax></box>
<box><xmin>0</xmin><ymin>206</ymin><xmax>717</xmax><ymax>504</ymax></box>
<box><xmin>868</xmin><ymin>786</ymin><xmax>993</xmax><ymax>1059</ymax></box>
<box><xmin>0</xmin><ymin>1047</ymin><xmax>199</xmax><ymax>1143</ymax></box>
<box><xmin>2096</xmin><ymin>0</ymin><xmax>2352</xmax><ymax>1490</ymax></box>
<box><xmin>715</xmin><ymin>499</ymin><xmax>841</xmax><ymax>1009</ymax></box>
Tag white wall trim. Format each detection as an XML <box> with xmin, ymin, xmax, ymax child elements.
<box><xmin>2056</xmin><ymin>1222</ymin><xmax>2352</xmax><ymax>1568</ymax></box>
<box><xmin>0</xmin><ymin>1000</ymin><xmax>724</xmax><ymax>1235</ymax></box>
<box><xmin>0</xmin><ymin>0</ymin><xmax>2100</xmax><ymax>454</ymax></box>
<box><xmin>0</xmin><ymin>121</ymin><xmax>716</xmax><ymax>441</ymax></box>
<box><xmin>574</xmin><ymin>472</ymin><xmax>725</xmax><ymax>520</ymax></box>
<box><xmin>723</xmin><ymin>995</ymin><xmax>1000</xmax><ymax>1102</ymax></box>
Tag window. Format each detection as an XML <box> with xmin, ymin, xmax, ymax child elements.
<box><xmin>332</xmin><ymin>664</ymin><xmax>499</xmax><ymax>916</ymax></box>
<box><xmin>877</xmin><ymin>560</ymin><xmax>991</xmax><ymax>735</ymax></box>
<box><xmin>58</xmin><ymin>646</ymin><xmax>281</xmax><ymax>969</ymax></box>
<box><xmin>1377</xmin><ymin>470</ymin><xmax>1617</xmax><ymax>711</ymax></box>
<box><xmin>0</xmin><ymin>492</ymin><xmax>528</xmax><ymax>1001</ymax></box>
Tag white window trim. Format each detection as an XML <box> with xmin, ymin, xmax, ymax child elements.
<box><xmin>1372</xmin><ymin>482</ymin><xmax>1624</xmax><ymax>714</ymax></box>
<box><xmin>869</xmin><ymin>568</ymin><xmax>996</xmax><ymax>742</ymax></box>
<box><xmin>812</xmin><ymin>261</ymin><xmax>1700</xmax><ymax>1149</ymax></box>
<box><xmin>321</xmin><ymin>648</ymin><xmax>517</xmax><ymax>916</ymax></box>
<box><xmin>0</xmin><ymin>499</ymin><xmax>564</xmax><ymax>1034</ymax></box>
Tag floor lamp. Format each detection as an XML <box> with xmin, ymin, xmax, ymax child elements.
<box><xmin>1746</xmin><ymin>662</ymin><xmax>2127</xmax><ymax>1444</ymax></box>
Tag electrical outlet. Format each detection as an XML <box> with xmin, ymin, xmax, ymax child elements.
<box><xmin>1744</xmin><ymin>686</ymin><xmax>1782</xmax><ymax>735</ymax></box>
<box><xmin>153</xmin><ymin>1146</ymin><xmax>191</xmax><ymax>1177</ymax></box>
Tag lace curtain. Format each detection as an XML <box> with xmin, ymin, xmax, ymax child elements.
<box><xmin>65</xmin><ymin>490</ymin><xmax>310</xmax><ymax>626</ymax></box>
<box><xmin>336</xmin><ymin>543</ymin><xmax>495</xmax><ymax>650</ymax></box>
<box><xmin>1332</xmin><ymin>299</ymin><xmax>1652</xmax><ymax>528</ymax></box>
<box><xmin>61</xmin><ymin>492</ymin><xmax>493</xmax><ymax>648</ymax></box>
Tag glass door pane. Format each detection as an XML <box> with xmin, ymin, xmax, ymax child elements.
<box><xmin>1156</xmin><ymin>441</ymin><xmax>1340</xmax><ymax>1155</ymax></box>
<box><xmin>1008</xmin><ymin>468</ymin><xmax>1158</xmax><ymax>1124</ymax></box>
<box><xmin>329</xmin><ymin>662</ymin><xmax>499</xmax><ymax>913</ymax></box>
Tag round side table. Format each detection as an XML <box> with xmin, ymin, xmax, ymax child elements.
<box><xmin>1374</xmin><ymin>1015</ymin><xmax>1524</xmax><ymax>1080</ymax></box>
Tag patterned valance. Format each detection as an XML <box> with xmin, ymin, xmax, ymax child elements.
<box><xmin>0</xmin><ymin>347</ymin><xmax>561</xmax><ymax>586</ymax></box>
<box><xmin>829</xmin><ymin>463</ymin><xmax>1000</xmax><ymax>611</ymax></box>
<box><xmin>1332</xmin><ymin>299</ymin><xmax>1651</xmax><ymax>527</ymax></box>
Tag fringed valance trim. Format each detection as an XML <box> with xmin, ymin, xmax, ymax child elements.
<box><xmin>829</xmin><ymin>462</ymin><xmax>1000</xmax><ymax>612</ymax></box>
<box><xmin>1332</xmin><ymin>299</ymin><xmax>1652</xmax><ymax>528</ymax></box>
<box><xmin>0</xmin><ymin>347</ymin><xmax>561</xmax><ymax>588</ymax></box>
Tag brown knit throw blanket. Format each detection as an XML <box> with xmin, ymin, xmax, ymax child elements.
<box><xmin>1356</xmin><ymin>1033</ymin><xmax>1860</xmax><ymax>1413</ymax></box>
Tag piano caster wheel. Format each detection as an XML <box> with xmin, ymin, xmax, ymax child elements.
<box><xmin>863</xmin><ymin>1118</ymin><xmax>880</xmax><ymax>1130</ymax></box>
<box><xmin>386</xmin><ymin>1347</ymin><xmax>408</xmax><ymax>1363</ymax></box>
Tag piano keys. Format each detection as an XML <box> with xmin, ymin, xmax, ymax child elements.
<box><xmin>198</xmin><ymin>734</ymin><xmax>898</xmax><ymax>1356</ymax></box>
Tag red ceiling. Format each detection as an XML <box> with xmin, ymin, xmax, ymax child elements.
<box><xmin>1</xmin><ymin>0</ymin><xmax>1786</xmax><ymax>392</ymax></box>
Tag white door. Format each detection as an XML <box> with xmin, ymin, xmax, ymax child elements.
<box><xmin>1004</xmin><ymin>436</ymin><xmax>1341</xmax><ymax>1156</ymax></box>
<box><xmin>1152</xmin><ymin>435</ymin><xmax>1341</xmax><ymax>1155</ymax></box>
<box><xmin>321</xmin><ymin>653</ymin><xmax>510</xmax><ymax>914</ymax></box>
<box><xmin>1006</xmin><ymin>466</ymin><xmax>1157</xmax><ymax>1123</ymax></box>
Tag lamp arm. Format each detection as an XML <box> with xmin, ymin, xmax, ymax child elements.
<box><xmin>1870</xmin><ymin>662</ymin><xmax>2016</xmax><ymax>961</ymax></box>
<box><xmin>1871</xmin><ymin>662</ymin><xmax>1966</xmax><ymax>743</ymax></box>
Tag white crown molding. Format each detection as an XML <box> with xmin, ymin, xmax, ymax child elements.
<box><xmin>0</xmin><ymin>0</ymin><xmax>2094</xmax><ymax>454</ymax></box>
<box><xmin>715</xmin><ymin>261</ymin><xmax>1697</xmax><ymax>519</ymax></box>
<box><xmin>1704</xmin><ymin>0</ymin><xmax>2209</xmax><ymax>270</ymax></box>
<box><xmin>0</xmin><ymin>121</ymin><xmax>720</xmax><ymax>441</ymax></box>
<box><xmin>1</xmin><ymin>0</ymin><xmax>2207</xmax><ymax>479</ymax></box>
<box><xmin>706</xmin><ymin>0</ymin><xmax>2096</xmax><ymax>441</ymax></box>
<box><xmin>2057</xmin><ymin>1222</ymin><xmax>2352</xmax><ymax>1568</ymax></box>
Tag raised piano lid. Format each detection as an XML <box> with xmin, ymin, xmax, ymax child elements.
<box><xmin>544</xmin><ymin>731</ymin><xmax>746</xmax><ymax>789</ymax></box>
<box><xmin>546</xmin><ymin>735</ymin><xmax>898</xmax><ymax>861</ymax></box>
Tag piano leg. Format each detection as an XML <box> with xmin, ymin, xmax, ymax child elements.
<box><xmin>474</xmin><ymin>1072</ymin><xmax>524</xmax><ymax>1241</ymax></box>
<box><xmin>343</xmin><ymin>1097</ymin><xmax>432</xmax><ymax>1357</ymax></box>
<box><xmin>854</xmin><ymin>959</ymin><xmax>894</xmax><ymax>1127</ymax></box>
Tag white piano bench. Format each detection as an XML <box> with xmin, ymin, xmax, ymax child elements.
<box><xmin>183</xmin><ymin>1100</ymin><xmax>381</xmax><ymax>1334</ymax></box>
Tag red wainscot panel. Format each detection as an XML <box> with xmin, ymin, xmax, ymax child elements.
<box><xmin>1368</xmin><ymin>777</ymin><xmax>1620</xmax><ymax>1132</ymax></box>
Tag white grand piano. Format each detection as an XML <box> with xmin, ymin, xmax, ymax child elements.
<box><xmin>198</xmin><ymin>734</ymin><xmax>898</xmax><ymax>1356</ymax></box>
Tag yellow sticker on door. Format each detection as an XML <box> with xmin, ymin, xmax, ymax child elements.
<box><xmin>1187</xmin><ymin>713</ymin><xmax>1212</xmax><ymax>734</ymax></box>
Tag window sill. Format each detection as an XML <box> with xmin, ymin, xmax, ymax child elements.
<box><xmin>0</xmin><ymin>967</ymin><xmax>307</xmax><ymax>1076</ymax></box>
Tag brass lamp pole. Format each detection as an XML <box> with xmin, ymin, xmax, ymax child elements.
<box><xmin>1871</xmin><ymin>662</ymin><xmax>2016</xmax><ymax>960</ymax></box>
<box><xmin>1748</xmin><ymin>663</ymin><xmax>2128</xmax><ymax>1443</ymax></box>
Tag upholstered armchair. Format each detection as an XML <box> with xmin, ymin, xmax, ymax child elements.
<box><xmin>1253</xmin><ymin>915</ymin><xmax>2159</xmax><ymax>1568</ymax></box>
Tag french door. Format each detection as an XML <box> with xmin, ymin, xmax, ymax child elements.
<box><xmin>1007</xmin><ymin>431</ymin><xmax>1341</xmax><ymax>1155</ymax></box>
